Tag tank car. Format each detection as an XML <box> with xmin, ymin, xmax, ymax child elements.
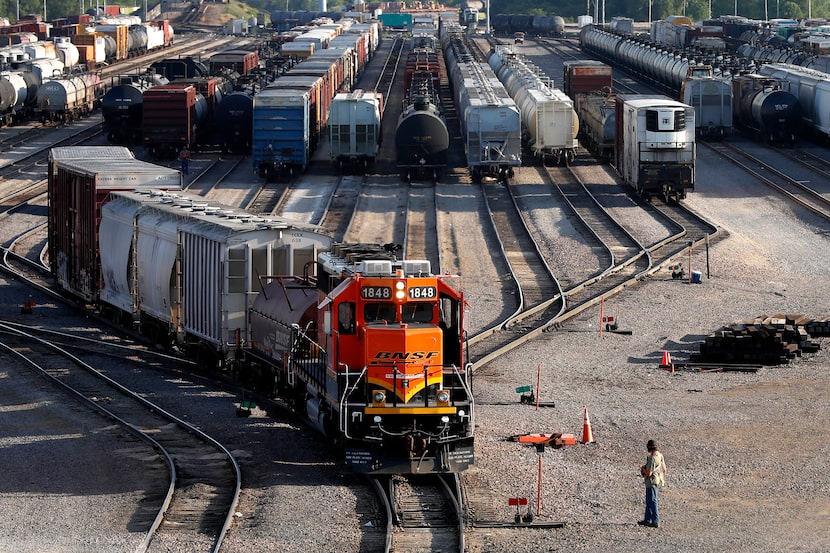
<box><xmin>0</xmin><ymin>70</ymin><xmax>39</xmax><ymax>125</ymax></box>
<box><xmin>615</xmin><ymin>94</ymin><xmax>695</xmax><ymax>202</ymax></box>
<box><xmin>564</xmin><ymin>60</ymin><xmax>616</xmax><ymax>159</ymax></box>
<box><xmin>756</xmin><ymin>63</ymin><xmax>830</xmax><ymax>140</ymax></box>
<box><xmin>97</xmin><ymin>189</ymin><xmax>331</xmax><ymax>365</ymax></box>
<box><xmin>396</xmin><ymin>39</ymin><xmax>447</xmax><ymax>183</ymax></box>
<box><xmin>489</xmin><ymin>45</ymin><xmax>579</xmax><ymax>164</ymax></box>
<box><xmin>150</xmin><ymin>56</ymin><xmax>209</xmax><ymax>81</ymax></box>
<box><xmin>245</xmin><ymin>243</ymin><xmax>474</xmax><ymax>474</ymax></box>
<box><xmin>580</xmin><ymin>27</ymin><xmax>734</xmax><ymax>137</ymax></box>
<box><xmin>102</xmin><ymin>73</ymin><xmax>169</xmax><ymax>143</ymax></box>
<box><xmin>329</xmin><ymin>90</ymin><xmax>383</xmax><ymax>173</ymax></box>
<box><xmin>214</xmin><ymin>89</ymin><xmax>254</xmax><ymax>153</ymax></box>
<box><xmin>731</xmin><ymin>74</ymin><xmax>801</xmax><ymax>145</ymax></box>
<box><xmin>441</xmin><ymin>21</ymin><xmax>521</xmax><ymax>182</ymax></box>
<box><xmin>36</xmin><ymin>72</ymin><xmax>103</xmax><ymax>123</ymax></box>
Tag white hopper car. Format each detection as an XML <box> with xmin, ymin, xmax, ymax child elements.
<box><xmin>328</xmin><ymin>90</ymin><xmax>383</xmax><ymax>172</ymax></box>
<box><xmin>489</xmin><ymin>45</ymin><xmax>579</xmax><ymax>164</ymax></box>
<box><xmin>99</xmin><ymin>189</ymin><xmax>332</xmax><ymax>366</ymax></box>
<box><xmin>441</xmin><ymin>20</ymin><xmax>521</xmax><ymax>182</ymax></box>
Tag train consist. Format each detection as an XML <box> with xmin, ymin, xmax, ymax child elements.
<box><xmin>102</xmin><ymin>50</ymin><xmax>263</xmax><ymax>153</ymax></box>
<box><xmin>253</xmin><ymin>19</ymin><xmax>380</xmax><ymax>179</ymax></box>
<box><xmin>48</xmin><ymin>146</ymin><xmax>475</xmax><ymax>474</ymax></box>
<box><xmin>488</xmin><ymin>45</ymin><xmax>579</xmax><ymax>164</ymax></box>
<box><xmin>0</xmin><ymin>13</ymin><xmax>173</xmax><ymax>126</ymax></box>
<box><xmin>755</xmin><ymin>63</ymin><xmax>830</xmax><ymax>140</ymax></box>
<box><xmin>489</xmin><ymin>14</ymin><xmax>566</xmax><ymax>37</ymax></box>
<box><xmin>579</xmin><ymin>26</ymin><xmax>734</xmax><ymax>138</ymax></box>
<box><xmin>440</xmin><ymin>19</ymin><xmax>522</xmax><ymax>182</ymax></box>
<box><xmin>395</xmin><ymin>30</ymin><xmax>449</xmax><ymax>183</ymax></box>
<box><xmin>246</xmin><ymin>243</ymin><xmax>475</xmax><ymax>474</ymax></box>
<box><xmin>564</xmin><ymin>61</ymin><xmax>695</xmax><ymax>202</ymax></box>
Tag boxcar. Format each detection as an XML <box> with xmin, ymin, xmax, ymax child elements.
<box><xmin>48</xmin><ymin>146</ymin><xmax>182</xmax><ymax>303</ymax></box>
<box><xmin>253</xmin><ymin>87</ymin><xmax>311</xmax><ymax>179</ymax></box>
<box><xmin>142</xmin><ymin>84</ymin><xmax>207</xmax><ymax>156</ymax></box>
<box><xmin>615</xmin><ymin>94</ymin><xmax>695</xmax><ymax>202</ymax></box>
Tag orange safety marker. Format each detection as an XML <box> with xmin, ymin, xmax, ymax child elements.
<box><xmin>581</xmin><ymin>408</ymin><xmax>595</xmax><ymax>444</ymax></box>
<box><xmin>659</xmin><ymin>351</ymin><xmax>673</xmax><ymax>370</ymax></box>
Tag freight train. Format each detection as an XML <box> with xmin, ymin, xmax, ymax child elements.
<box><xmin>47</xmin><ymin>148</ymin><xmax>475</xmax><ymax>474</ymax></box>
<box><xmin>755</xmin><ymin>63</ymin><xmax>830</xmax><ymax>140</ymax></box>
<box><xmin>395</xmin><ymin>32</ymin><xmax>449</xmax><ymax>183</ymax></box>
<box><xmin>440</xmin><ymin>19</ymin><xmax>522</xmax><ymax>182</ymax></box>
<box><xmin>489</xmin><ymin>14</ymin><xmax>566</xmax><ymax>37</ymax></box>
<box><xmin>103</xmin><ymin>50</ymin><xmax>261</xmax><ymax>150</ymax></box>
<box><xmin>564</xmin><ymin>62</ymin><xmax>695</xmax><ymax>202</ymax></box>
<box><xmin>0</xmin><ymin>14</ymin><xmax>173</xmax><ymax>127</ymax></box>
<box><xmin>579</xmin><ymin>26</ymin><xmax>734</xmax><ymax>137</ymax></box>
<box><xmin>489</xmin><ymin>45</ymin><xmax>579</xmax><ymax>164</ymax></box>
<box><xmin>253</xmin><ymin>21</ymin><xmax>380</xmax><ymax>179</ymax></box>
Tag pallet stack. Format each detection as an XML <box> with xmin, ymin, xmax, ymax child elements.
<box><xmin>693</xmin><ymin>314</ymin><xmax>824</xmax><ymax>366</ymax></box>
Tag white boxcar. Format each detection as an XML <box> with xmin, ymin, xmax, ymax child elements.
<box><xmin>489</xmin><ymin>45</ymin><xmax>579</xmax><ymax>164</ymax></box>
<box><xmin>615</xmin><ymin>94</ymin><xmax>695</xmax><ymax>202</ymax></box>
<box><xmin>756</xmin><ymin>62</ymin><xmax>830</xmax><ymax>139</ymax></box>
<box><xmin>99</xmin><ymin>189</ymin><xmax>332</xmax><ymax>364</ymax></box>
<box><xmin>328</xmin><ymin>90</ymin><xmax>383</xmax><ymax>171</ymax></box>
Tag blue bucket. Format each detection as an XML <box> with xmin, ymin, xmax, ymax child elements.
<box><xmin>691</xmin><ymin>270</ymin><xmax>702</xmax><ymax>284</ymax></box>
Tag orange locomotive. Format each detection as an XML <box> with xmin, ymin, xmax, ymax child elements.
<box><xmin>245</xmin><ymin>243</ymin><xmax>475</xmax><ymax>474</ymax></box>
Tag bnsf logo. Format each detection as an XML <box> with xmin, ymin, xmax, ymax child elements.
<box><xmin>373</xmin><ymin>351</ymin><xmax>440</xmax><ymax>361</ymax></box>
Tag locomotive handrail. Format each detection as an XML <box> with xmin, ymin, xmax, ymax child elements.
<box><xmin>339</xmin><ymin>364</ymin><xmax>366</xmax><ymax>438</ymax></box>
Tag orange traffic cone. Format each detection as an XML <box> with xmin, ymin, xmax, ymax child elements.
<box><xmin>659</xmin><ymin>351</ymin><xmax>673</xmax><ymax>370</ymax></box>
<box><xmin>581</xmin><ymin>408</ymin><xmax>595</xmax><ymax>444</ymax></box>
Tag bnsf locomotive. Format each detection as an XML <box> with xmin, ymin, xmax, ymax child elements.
<box><xmin>245</xmin><ymin>243</ymin><xmax>475</xmax><ymax>474</ymax></box>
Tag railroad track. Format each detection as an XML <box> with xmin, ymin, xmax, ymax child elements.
<box><xmin>404</xmin><ymin>183</ymin><xmax>441</xmax><ymax>270</ymax></box>
<box><xmin>703</xmin><ymin>140</ymin><xmax>830</xmax><ymax>220</ymax></box>
<box><xmin>0</xmin><ymin>322</ymin><xmax>241</xmax><ymax>553</ymax></box>
<box><xmin>368</xmin><ymin>474</ymin><xmax>464</xmax><ymax>553</ymax></box>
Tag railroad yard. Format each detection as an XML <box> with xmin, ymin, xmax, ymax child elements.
<box><xmin>1</xmin><ymin>13</ymin><xmax>830</xmax><ymax>553</ymax></box>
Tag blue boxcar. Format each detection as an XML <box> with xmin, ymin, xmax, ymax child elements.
<box><xmin>252</xmin><ymin>87</ymin><xmax>311</xmax><ymax>180</ymax></box>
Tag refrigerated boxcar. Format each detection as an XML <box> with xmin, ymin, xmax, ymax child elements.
<box><xmin>615</xmin><ymin>94</ymin><xmax>695</xmax><ymax>202</ymax></box>
<box><xmin>48</xmin><ymin>146</ymin><xmax>182</xmax><ymax>303</ymax></box>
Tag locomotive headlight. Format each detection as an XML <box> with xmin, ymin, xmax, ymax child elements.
<box><xmin>372</xmin><ymin>390</ymin><xmax>386</xmax><ymax>406</ymax></box>
<box><xmin>437</xmin><ymin>389</ymin><xmax>450</xmax><ymax>406</ymax></box>
<box><xmin>395</xmin><ymin>280</ymin><xmax>406</xmax><ymax>300</ymax></box>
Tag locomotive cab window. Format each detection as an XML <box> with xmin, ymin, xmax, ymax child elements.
<box><xmin>338</xmin><ymin>302</ymin><xmax>356</xmax><ymax>334</ymax></box>
<box><xmin>403</xmin><ymin>302</ymin><xmax>434</xmax><ymax>323</ymax></box>
<box><xmin>364</xmin><ymin>302</ymin><xmax>396</xmax><ymax>323</ymax></box>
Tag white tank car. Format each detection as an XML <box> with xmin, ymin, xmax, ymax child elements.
<box><xmin>54</xmin><ymin>37</ymin><xmax>80</xmax><ymax>67</ymax></box>
<box><xmin>99</xmin><ymin>189</ymin><xmax>332</xmax><ymax>366</ymax></box>
<box><xmin>615</xmin><ymin>94</ymin><xmax>695</xmax><ymax>202</ymax></box>
<box><xmin>37</xmin><ymin>73</ymin><xmax>102</xmax><ymax>122</ymax></box>
<box><xmin>489</xmin><ymin>45</ymin><xmax>579</xmax><ymax>164</ymax></box>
